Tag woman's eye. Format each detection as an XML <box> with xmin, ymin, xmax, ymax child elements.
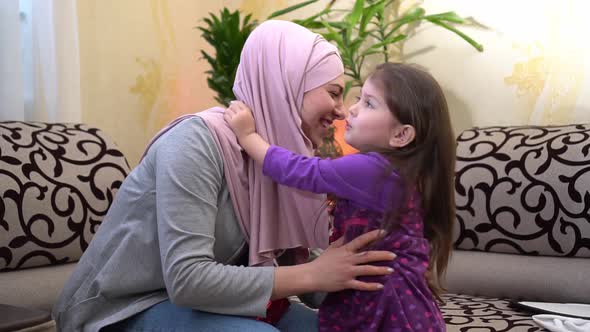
<box><xmin>329</xmin><ymin>91</ymin><xmax>340</xmax><ymax>98</ymax></box>
<box><xmin>354</xmin><ymin>96</ymin><xmax>361</xmax><ymax>102</ymax></box>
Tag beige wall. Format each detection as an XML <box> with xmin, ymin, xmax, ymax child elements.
<box><xmin>77</xmin><ymin>0</ymin><xmax>235</xmax><ymax>166</ymax></box>
<box><xmin>77</xmin><ymin>0</ymin><xmax>590</xmax><ymax>165</ymax></box>
<box><xmin>77</xmin><ymin>0</ymin><xmax>321</xmax><ymax>166</ymax></box>
<box><xmin>405</xmin><ymin>0</ymin><xmax>590</xmax><ymax>133</ymax></box>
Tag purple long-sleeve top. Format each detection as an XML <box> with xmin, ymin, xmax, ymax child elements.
<box><xmin>262</xmin><ymin>146</ymin><xmax>446</xmax><ymax>332</ymax></box>
<box><xmin>263</xmin><ymin>145</ymin><xmax>401</xmax><ymax>213</ymax></box>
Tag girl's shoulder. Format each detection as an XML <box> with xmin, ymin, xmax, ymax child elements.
<box><xmin>340</xmin><ymin>152</ymin><xmax>398</xmax><ymax>175</ymax></box>
<box><xmin>328</xmin><ymin>152</ymin><xmax>385</xmax><ymax>172</ymax></box>
<box><xmin>364</xmin><ymin>151</ymin><xmax>393</xmax><ymax>165</ymax></box>
<box><xmin>326</xmin><ymin>153</ymin><xmax>400</xmax><ymax>194</ymax></box>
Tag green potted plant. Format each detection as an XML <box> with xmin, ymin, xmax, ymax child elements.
<box><xmin>278</xmin><ymin>0</ymin><xmax>483</xmax><ymax>96</ymax></box>
<box><xmin>197</xmin><ymin>8</ymin><xmax>257</xmax><ymax>106</ymax></box>
<box><xmin>197</xmin><ymin>0</ymin><xmax>483</xmax><ymax>156</ymax></box>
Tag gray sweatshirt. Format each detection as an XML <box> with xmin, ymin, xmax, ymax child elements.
<box><xmin>52</xmin><ymin>117</ymin><xmax>274</xmax><ymax>332</ymax></box>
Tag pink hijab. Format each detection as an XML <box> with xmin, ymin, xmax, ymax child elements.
<box><xmin>144</xmin><ymin>20</ymin><xmax>344</xmax><ymax>266</ymax></box>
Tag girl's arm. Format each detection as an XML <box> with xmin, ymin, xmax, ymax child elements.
<box><xmin>224</xmin><ymin>101</ymin><xmax>400</xmax><ymax>207</ymax></box>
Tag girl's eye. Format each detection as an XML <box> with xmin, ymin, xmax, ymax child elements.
<box><xmin>365</xmin><ymin>100</ymin><xmax>374</xmax><ymax>108</ymax></box>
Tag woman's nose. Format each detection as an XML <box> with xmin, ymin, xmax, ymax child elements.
<box><xmin>333</xmin><ymin>105</ymin><xmax>346</xmax><ymax>120</ymax></box>
<box><xmin>333</xmin><ymin>98</ymin><xmax>346</xmax><ymax>120</ymax></box>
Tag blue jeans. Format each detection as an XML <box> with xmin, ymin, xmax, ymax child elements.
<box><xmin>101</xmin><ymin>300</ymin><xmax>318</xmax><ymax>331</ymax></box>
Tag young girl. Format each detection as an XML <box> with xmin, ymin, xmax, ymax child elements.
<box><xmin>225</xmin><ymin>62</ymin><xmax>455</xmax><ymax>332</ymax></box>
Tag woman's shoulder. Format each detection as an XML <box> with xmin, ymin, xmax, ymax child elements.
<box><xmin>155</xmin><ymin>115</ymin><xmax>216</xmax><ymax>151</ymax></box>
<box><xmin>147</xmin><ymin>114</ymin><xmax>225</xmax><ymax>171</ymax></box>
<box><xmin>166</xmin><ymin>115</ymin><xmax>210</xmax><ymax>138</ymax></box>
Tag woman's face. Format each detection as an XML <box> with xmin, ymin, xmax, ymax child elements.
<box><xmin>301</xmin><ymin>75</ymin><xmax>346</xmax><ymax>148</ymax></box>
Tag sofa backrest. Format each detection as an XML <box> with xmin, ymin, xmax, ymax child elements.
<box><xmin>454</xmin><ymin>124</ymin><xmax>590</xmax><ymax>258</ymax></box>
<box><xmin>0</xmin><ymin>121</ymin><xmax>130</xmax><ymax>271</ymax></box>
<box><xmin>446</xmin><ymin>124</ymin><xmax>590</xmax><ymax>303</ymax></box>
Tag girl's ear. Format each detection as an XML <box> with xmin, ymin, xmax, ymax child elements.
<box><xmin>389</xmin><ymin>124</ymin><xmax>416</xmax><ymax>148</ymax></box>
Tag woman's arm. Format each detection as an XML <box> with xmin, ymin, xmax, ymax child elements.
<box><xmin>272</xmin><ymin>230</ymin><xmax>395</xmax><ymax>300</ymax></box>
<box><xmin>154</xmin><ymin>118</ymin><xmax>274</xmax><ymax>316</ymax></box>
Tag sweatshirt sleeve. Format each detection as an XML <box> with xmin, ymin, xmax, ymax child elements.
<box><xmin>262</xmin><ymin>145</ymin><xmax>399</xmax><ymax>209</ymax></box>
<box><xmin>154</xmin><ymin>118</ymin><xmax>274</xmax><ymax>317</ymax></box>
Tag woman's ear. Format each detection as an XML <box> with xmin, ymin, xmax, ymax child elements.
<box><xmin>389</xmin><ymin>124</ymin><xmax>416</xmax><ymax>148</ymax></box>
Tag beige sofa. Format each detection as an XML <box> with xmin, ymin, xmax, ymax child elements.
<box><xmin>0</xmin><ymin>121</ymin><xmax>129</xmax><ymax>331</ymax></box>
<box><xmin>1</xmin><ymin>121</ymin><xmax>588</xmax><ymax>331</ymax></box>
<box><xmin>440</xmin><ymin>124</ymin><xmax>590</xmax><ymax>331</ymax></box>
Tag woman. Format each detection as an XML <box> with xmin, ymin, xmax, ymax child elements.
<box><xmin>52</xmin><ymin>20</ymin><xmax>395</xmax><ymax>332</ymax></box>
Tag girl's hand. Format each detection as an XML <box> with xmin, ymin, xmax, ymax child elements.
<box><xmin>224</xmin><ymin>101</ymin><xmax>256</xmax><ymax>140</ymax></box>
<box><xmin>224</xmin><ymin>101</ymin><xmax>270</xmax><ymax>164</ymax></box>
<box><xmin>306</xmin><ymin>229</ymin><xmax>396</xmax><ymax>292</ymax></box>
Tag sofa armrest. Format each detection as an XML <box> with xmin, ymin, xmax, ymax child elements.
<box><xmin>0</xmin><ymin>121</ymin><xmax>129</xmax><ymax>271</ymax></box>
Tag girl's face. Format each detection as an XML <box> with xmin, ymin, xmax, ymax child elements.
<box><xmin>345</xmin><ymin>77</ymin><xmax>402</xmax><ymax>150</ymax></box>
<box><xmin>301</xmin><ymin>75</ymin><xmax>346</xmax><ymax>148</ymax></box>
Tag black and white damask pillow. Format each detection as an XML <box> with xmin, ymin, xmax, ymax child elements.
<box><xmin>454</xmin><ymin>124</ymin><xmax>590</xmax><ymax>258</ymax></box>
<box><xmin>0</xmin><ymin>122</ymin><xmax>130</xmax><ymax>271</ymax></box>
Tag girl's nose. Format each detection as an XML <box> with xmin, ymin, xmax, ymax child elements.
<box><xmin>348</xmin><ymin>103</ymin><xmax>358</xmax><ymax>117</ymax></box>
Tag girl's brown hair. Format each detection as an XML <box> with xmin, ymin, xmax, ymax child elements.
<box><xmin>369</xmin><ymin>62</ymin><xmax>456</xmax><ymax>299</ymax></box>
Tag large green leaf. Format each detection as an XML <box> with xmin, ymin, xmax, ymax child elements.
<box><xmin>294</xmin><ymin>8</ymin><xmax>331</xmax><ymax>28</ymax></box>
<box><xmin>267</xmin><ymin>0</ymin><xmax>320</xmax><ymax>19</ymax></box>
<box><xmin>347</xmin><ymin>0</ymin><xmax>365</xmax><ymax>28</ymax></box>
<box><xmin>359</xmin><ymin>0</ymin><xmax>388</xmax><ymax>36</ymax></box>
<box><xmin>427</xmin><ymin>18</ymin><xmax>483</xmax><ymax>51</ymax></box>
<box><xmin>294</xmin><ymin>20</ymin><xmax>326</xmax><ymax>29</ymax></box>
<box><xmin>320</xmin><ymin>21</ymin><xmax>344</xmax><ymax>46</ymax></box>
<box><xmin>425</xmin><ymin>11</ymin><xmax>465</xmax><ymax>24</ymax></box>
<box><xmin>384</xmin><ymin>7</ymin><xmax>425</xmax><ymax>38</ymax></box>
<box><xmin>365</xmin><ymin>34</ymin><xmax>407</xmax><ymax>53</ymax></box>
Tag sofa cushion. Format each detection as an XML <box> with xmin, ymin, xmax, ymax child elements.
<box><xmin>0</xmin><ymin>304</ymin><xmax>52</xmax><ymax>332</ymax></box>
<box><xmin>454</xmin><ymin>124</ymin><xmax>590</xmax><ymax>257</ymax></box>
<box><xmin>441</xmin><ymin>293</ymin><xmax>546</xmax><ymax>331</ymax></box>
<box><xmin>445</xmin><ymin>249</ymin><xmax>590</xmax><ymax>304</ymax></box>
<box><xmin>0</xmin><ymin>122</ymin><xmax>130</xmax><ymax>271</ymax></box>
<box><xmin>0</xmin><ymin>262</ymin><xmax>76</xmax><ymax>311</ymax></box>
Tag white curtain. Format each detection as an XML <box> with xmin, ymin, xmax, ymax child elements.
<box><xmin>0</xmin><ymin>0</ymin><xmax>81</xmax><ymax>123</ymax></box>
<box><xmin>0</xmin><ymin>1</ymin><xmax>24</xmax><ymax>120</ymax></box>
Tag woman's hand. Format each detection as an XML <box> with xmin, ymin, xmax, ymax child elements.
<box><xmin>224</xmin><ymin>101</ymin><xmax>256</xmax><ymax>141</ymax></box>
<box><xmin>272</xmin><ymin>229</ymin><xmax>395</xmax><ymax>299</ymax></box>
<box><xmin>307</xmin><ymin>229</ymin><xmax>396</xmax><ymax>292</ymax></box>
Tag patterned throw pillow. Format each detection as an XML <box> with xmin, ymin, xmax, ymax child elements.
<box><xmin>454</xmin><ymin>124</ymin><xmax>590</xmax><ymax>257</ymax></box>
<box><xmin>0</xmin><ymin>122</ymin><xmax>130</xmax><ymax>271</ymax></box>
